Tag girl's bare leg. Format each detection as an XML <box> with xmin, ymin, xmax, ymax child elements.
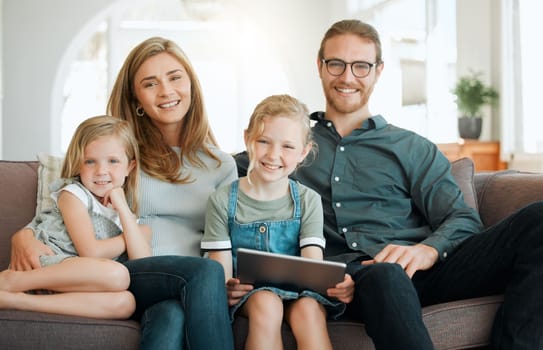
<box><xmin>285</xmin><ymin>297</ymin><xmax>332</xmax><ymax>350</ymax></box>
<box><xmin>0</xmin><ymin>257</ymin><xmax>129</xmax><ymax>292</ymax></box>
<box><xmin>0</xmin><ymin>289</ymin><xmax>135</xmax><ymax>319</ymax></box>
<box><xmin>241</xmin><ymin>290</ymin><xmax>284</xmax><ymax>350</ymax></box>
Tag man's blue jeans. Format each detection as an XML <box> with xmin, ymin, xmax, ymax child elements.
<box><xmin>345</xmin><ymin>201</ymin><xmax>543</xmax><ymax>349</ymax></box>
<box><xmin>123</xmin><ymin>256</ymin><xmax>234</xmax><ymax>350</ymax></box>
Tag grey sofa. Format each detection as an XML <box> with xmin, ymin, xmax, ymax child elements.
<box><xmin>1</xmin><ymin>158</ymin><xmax>542</xmax><ymax>349</ymax></box>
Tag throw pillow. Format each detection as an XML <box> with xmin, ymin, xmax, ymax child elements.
<box><xmin>35</xmin><ymin>153</ymin><xmax>63</xmax><ymax>215</ymax></box>
<box><xmin>450</xmin><ymin>157</ymin><xmax>478</xmax><ymax>211</ymax></box>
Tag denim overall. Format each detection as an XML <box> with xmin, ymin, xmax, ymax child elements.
<box><xmin>227</xmin><ymin>179</ymin><xmax>345</xmax><ymax>320</ymax></box>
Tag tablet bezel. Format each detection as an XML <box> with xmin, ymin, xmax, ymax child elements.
<box><xmin>236</xmin><ymin>247</ymin><xmax>346</xmax><ymax>295</ymax></box>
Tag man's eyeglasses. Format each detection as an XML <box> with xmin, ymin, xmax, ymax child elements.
<box><xmin>321</xmin><ymin>58</ymin><xmax>377</xmax><ymax>78</ymax></box>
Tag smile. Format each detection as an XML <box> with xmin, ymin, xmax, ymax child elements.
<box><xmin>335</xmin><ymin>87</ymin><xmax>358</xmax><ymax>93</ymax></box>
<box><xmin>158</xmin><ymin>100</ymin><xmax>180</xmax><ymax>108</ymax></box>
<box><xmin>262</xmin><ymin>162</ymin><xmax>282</xmax><ymax>170</ymax></box>
<box><xmin>94</xmin><ymin>180</ymin><xmax>111</xmax><ymax>185</ymax></box>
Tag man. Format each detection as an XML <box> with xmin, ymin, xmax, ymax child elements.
<box><xmin>235</xmin><ymin>19</ymin><xmax>543</xmax><ymax>349</ymax></box>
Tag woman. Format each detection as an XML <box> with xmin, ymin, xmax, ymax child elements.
<box><xmin>10</xmin><ymin>37</ymin><xmax>237</xmax><ymax>350</ymax></box>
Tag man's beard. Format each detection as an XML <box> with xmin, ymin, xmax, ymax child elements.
<box><xmin>325</xmin><ymin>83</ymin><xmax>374</xmax><ymax>114</ymax></box>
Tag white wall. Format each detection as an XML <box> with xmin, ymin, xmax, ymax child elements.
<box><xmin>1</xmin><ymin>0</ymin><xmax>498</xmax><ymax>160</ymax></box>
<box><xmin>2</xmin><ymin>0</ymin><xmax>118</xmax><ymax>160</ymax></box>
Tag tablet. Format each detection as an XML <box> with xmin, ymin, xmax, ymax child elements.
<box><xmin>236</xmin><ymin>248</ymin><xmax>346</xmax><ymax>295</ymax></box>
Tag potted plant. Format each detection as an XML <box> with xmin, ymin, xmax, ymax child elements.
<box><xmin>453</xmin><ymin>71</ymin><xmax>499</xmax><ymax>139</ymax></box>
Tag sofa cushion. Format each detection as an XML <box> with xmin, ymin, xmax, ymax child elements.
<box><xmin>35</xmin><ymin>153</ymin><xmax>63</xmax><ymax>215</ymax></box>
<box><xmin>233</xmin><ymin>294</ymin><xmax>503</xmax><ymax>350</ymax></box>
<box><xmin>0</xmin><ymin>310</ymin><xmax>139</xmax><ymax>350</ymax></box>
<box><xmin>450</xmin><ymin>157</ymin><xmax>477</xmax><ymax>210</ymax></box>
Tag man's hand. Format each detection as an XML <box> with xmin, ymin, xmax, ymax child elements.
<box><xmin>10</xmin><ymin>228</ymin><xmax>53</xmax><ymax>270</ymax></box>
<box><xmin>225</xmin><ymin>278</ymin><xmax>253</xmax><ymax>306</ymax></box>
<box><xmin>362</xmin><ymin>244</ymin><xmax>439</xmax><ymax>278</ymax></box>
<box><xmin>327</xmin><ymin>274</ymin><xmax>354</xmax><ymax>303</ymax></box>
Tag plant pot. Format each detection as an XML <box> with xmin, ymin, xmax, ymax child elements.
<box><xmin>458</xmin><ymin>117</ymin><xmax>482</xmax><ymax>139</ymax></box>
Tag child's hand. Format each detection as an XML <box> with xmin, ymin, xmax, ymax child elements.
<box><xmin>102</xmin><ymin>188</ymin><xmax>129</xmax><ymax>211</ymax></box>
<box><xmin>225</xmin><ymin>278</ymin><xmax>253</xmax><ymax>306</ymax></box>
<box><xmin>326</xmin><ymin>274</ymin><xmax>354</xmax><ymax>303</ymax></box>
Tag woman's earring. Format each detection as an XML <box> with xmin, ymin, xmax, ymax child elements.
<box><xmin>136</xmin><ymin>106</ymin><xmax>145</xmax><ymax>117</ymax></box>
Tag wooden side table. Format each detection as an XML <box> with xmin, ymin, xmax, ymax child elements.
<box><xmin>437</xmin><ymin>140</ymin><xmax>507</xmax><ymax>172</ymax></box>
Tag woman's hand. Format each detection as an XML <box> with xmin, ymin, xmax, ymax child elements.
<box><xmin>10</xmin><ymin>228</ymin><xmax>53</xmax><ymax>270</ymax></box>
<box><xmin>327</xmin><ymin>274</ymin><xmax>354</xmax><ymax>303</ymax></box>
<box><xmin>225</xmin><ymin>277</ymin><xmax>253</xmax><ymax>306</ymax></box>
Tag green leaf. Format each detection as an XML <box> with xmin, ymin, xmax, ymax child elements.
<box><xmin>452</xmin><ymin>71</ymin><xmax>499</xmax><ymax>118</ymax></box>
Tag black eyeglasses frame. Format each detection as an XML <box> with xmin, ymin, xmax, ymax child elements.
<box><xmin>321</xmin><ymin>58</ymin><xmax>378</xmax><ymax>78</ymax></box>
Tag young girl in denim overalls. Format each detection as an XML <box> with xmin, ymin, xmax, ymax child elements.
<box><xmin>202</xmin><ymin>95</ymin><xmax>347</xmax><ymax>350</ymax></box>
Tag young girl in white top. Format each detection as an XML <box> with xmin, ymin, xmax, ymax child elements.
<box><xmin>0</xmin><ymin>115</ymin><xmax>151</xmax><ymax>319</ymax></box>
<box><xmin>202</xmin><ymin>95</ymin><xmax>349</xmax><ymax>350</ymax></box>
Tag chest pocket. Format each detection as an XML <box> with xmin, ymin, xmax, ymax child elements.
<box><xmin>231</xmin><ymin>220</ymin><xmax>300</xmax><ymax>255</ymax></box>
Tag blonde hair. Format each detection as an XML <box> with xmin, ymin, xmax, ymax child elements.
<box><xmin>62</xmin><ymin>115</ymin><xmax>140</xmax><ymax>214</ymax></box>
<box><xmin>245</xmin><ymin>94</ymin><xmax>314</xmax><ymax>177</ymax></box>
<box><xmin>107</xmin><ymin>36</ymin><xmax>220</xmax><ymax>184</ymax></box>
<box><xmin>318</xmin><ymin>19</ymin><xmax>383</xmax><ymax>64</ymax></box>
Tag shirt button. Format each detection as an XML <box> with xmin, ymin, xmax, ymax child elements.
<box><xmin>326</xmin><ymin>122</ymin><xmax>332</xmax><ymax>127</ymax></box>
<box><xmin>342</xmin><ymin>227</ymin><xmax>347</xmax><ymax>233</ymax></box>
<box><xmin>443</xmin><ymin>252</ymin><xmax>448</xmax><ymax>258</ymax></box>
<box><xmin>339</xmin><ymin>146</ymin><xmax>345</xmax><ymax>152</ymax></box>
<box><xmin>351</xmin><ymin>242</ymin><xmax>358</xmax><ymax>248</ymax></box>
<box><xmin>334</xmin><ymin>176</ymin><xmax>340</xmax><ymax>182</ymax></box>
<box><xmin>259</xmin><ymin>226</ymin><xmax>267</xmax><ymax>233</ymax></box>
<box><xmin>335</xmin><ymin>202</ymin><xmax>341</xmax><ymax>208</ymax></box>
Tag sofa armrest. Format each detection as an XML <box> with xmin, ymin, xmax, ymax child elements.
<box><xmin>0</xmin><ymin>160</ymin><xmax>39</xmax><ymax>269</ymax></box>
<box><xmin>475</xmin><ymin>170</ymin><xmax>543</xmax><ymax>227</ymax></box>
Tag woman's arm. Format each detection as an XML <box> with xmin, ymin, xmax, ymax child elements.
<box><xmin>10</xmin><ymin>228</ymin><xmax>54</xmax><ymax>270</ymax></box>
<box><xmin>58</xmin><ymin>191</ymin><xmax>126</xmax><ymax>259</ymax></box>
<box><xmin>106</xmin><ymin>187</ymin><xmax>152</xmax><ymax>259</ymax></box>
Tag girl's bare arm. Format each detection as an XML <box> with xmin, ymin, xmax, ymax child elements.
<box><xmin>59</xmin><ymin>191</ymin><xmax>126</xmax><ymax>259</ymax></box>
<box><xmin>300</xmin><ymin>245</ymin><xmax>324</xmax><ymax>260</ymax></box>
<box><xmin>208</xmin><ymin>250</ymin><xmax>233</xmax><ymax>281</ymax></box>
<box><xmin>105</xmin><ymin>187</ymin><xmax>152</xmax><ymax>259</ymax></box>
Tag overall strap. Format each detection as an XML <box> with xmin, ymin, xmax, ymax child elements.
<box><xmin>288</xmin><ymin>179</ymin><xmax>302</xmax><ymax>220</ymax></box>
<box><xmin>227</xmin><ymin>179</ymin><xmax>241</xmax><ymax>220</ymax></box>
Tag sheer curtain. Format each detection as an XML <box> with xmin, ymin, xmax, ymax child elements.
<box><xmin>501</xmin><ymin>0</ymin><xmax>543</xmax><ymax>169</ymax></box>
<box><xmin>499</xmin><ymin>0</ymin><xmax>522</xmax><ymax>161</ymax></box>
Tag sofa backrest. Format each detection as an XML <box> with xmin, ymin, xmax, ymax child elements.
<box><xmin>0</xmin><ymin>161</ymin><xmax>39</xmax><ymax>269</ymax></box>
<box><xmin>1</xmin><ymin>160</ymin><xmax>543</xmax><ymax>269</ymax></box>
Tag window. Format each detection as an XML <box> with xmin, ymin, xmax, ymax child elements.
<box><xmin>61</xmin><ymin>22</ymin><xmax>108</xmax><ymax>152</ymax></box>
<box><xmin>500</xmin><ymin>0</ymin><xmax>543</xmax><ymax>168</ymax></box>
<box><xmin>518</xmin><ymin>0</ymin><xmax>542</xmax><ymax>152</ymax></box>
<box><xmin>353</xmin><ymin>0</ymin><xmax>458</xmax><ymax>142</ymax></box>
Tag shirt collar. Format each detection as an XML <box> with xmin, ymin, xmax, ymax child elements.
<box><xmin>310</xmin><ymin>111</ymin><xmax>388</xmax><ymax>130</ymax></box>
